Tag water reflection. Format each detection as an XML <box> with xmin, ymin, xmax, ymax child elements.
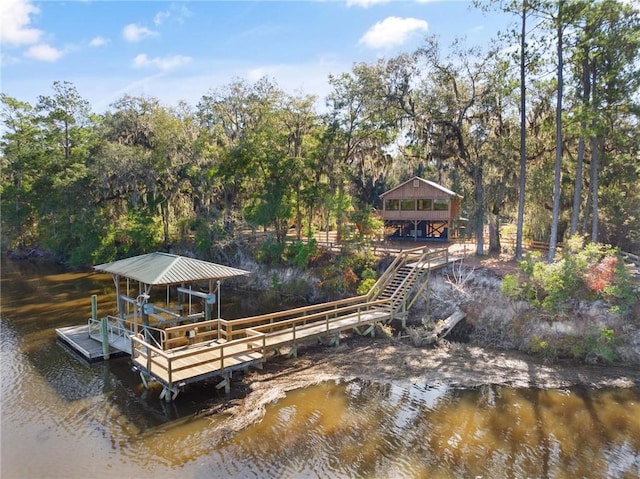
<box><xmin>212</xmin><ymin>381</ymin><xmax>640</xmax><ymax>479</ymax></box>
<box><xmin>1</xmin><ymin>257</ymin><xmax>639</xmax><ymax>478</ymax></box>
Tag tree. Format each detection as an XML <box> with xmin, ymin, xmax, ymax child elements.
<box><xmin>326</xmin><ymin>62</ymin><xmax>397</xmax><ymax>240</ymax></box>
<box><xmin>0</xmin><ymin>94</ymin><xmax>41</xmax><ymax>247</ymax></box>
<box><xmin>415</xmin><ymin>39</ymin><xmax>495</xmax><ymax>255</ymax></box>
<box><xmin>548</xmin><ymin>0</ymin><xmax>566</xmax><ymax>262</ymax></box>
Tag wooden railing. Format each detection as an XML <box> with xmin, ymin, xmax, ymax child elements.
<box><xmin>163</xmin><ymin>319</ymin><xmax>220</xmax><ymax>349</ymax></box>
<box><xmin>242</xmin><ymin>297</ymin><xmax>393</xmax><ymax>336</ymax></box>
<box><xmin>218</xmin><ymin>295</ymin><xmax>373</xmax><ymax>340</ymax></box>
<box><xmin>368</xmin><ymin>246</ymin><xmax>449</xmax><ymax>304</ymax></box>
<box><xmin>131</xmin><ymin>329</ymin><xmax>265</xmax><ymax>387</ymax></box>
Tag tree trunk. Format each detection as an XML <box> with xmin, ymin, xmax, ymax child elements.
<box><xmin>474</xmin><ymin>163</ymin><xmax>485</xmax><ymax>256</ymax></box>
<box><xmin>488</xmin><ymin>213</ymin><xmax>501</xmax><ymax>253</ymax></box>
<box><xmin>336</xmin><ymin>179</ymin><xmax>345</xmax><ymax>244</ymax></box>
<box><xmin>549</xmin><ymin>1</ymin><xmax>564</xmax><ymax>263</ymax></box>
<box><xmin>570</xmin><ymin>53</ymin><xmax>591</xmax><ymax>237</ymax></box>
<box><xmin>590</xmin><ymin>135</ymin><xmax>600</xmax><ymax>242</ymax></box>
<box><xmin>515</xmin><ymin>0</ymin><xmax>528</xmax><ymax>261</ymax></box>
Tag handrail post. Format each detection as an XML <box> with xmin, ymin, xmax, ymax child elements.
<box><xmin>167</xmin><ymin>356</ymin><xmax>172</xmax><ymax>387</ymax></box>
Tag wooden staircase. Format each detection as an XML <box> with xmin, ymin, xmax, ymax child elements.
<box><xmin>367</xmin><ymin>246</ymin><xmax>451</xmax><ymax>321</ymax></box>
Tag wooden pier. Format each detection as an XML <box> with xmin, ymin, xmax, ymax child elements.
<box><xmin>59</xmin><ymin>247</ymin><xmax>456</xmax><ymax>400</ymax></box>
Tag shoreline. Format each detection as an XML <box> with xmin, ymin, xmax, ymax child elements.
<box><xmin>205</xmin><ymin>335</ymin><xmax>640</xmax><ymax>435</ymax></box>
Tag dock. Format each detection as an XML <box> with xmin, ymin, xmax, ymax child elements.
<box><xmin>56</xmin><ymin>324</ymin><xmax>127</xmax><ymax>363</ymax></box>
<box><xmin>59</xmin><ymin>246</ymin><xmax>456</xmax><ymax>399</ymax></box>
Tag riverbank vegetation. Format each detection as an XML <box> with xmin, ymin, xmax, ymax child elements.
<box><xmin>406</xmin><ymin>246</ymin><xmax>640</xmax><ymax>366</ymax></box>
<box><xmin>2</xmin><ymin>1</ymin><xmax>639</xmax><ymax>267</ymax></box>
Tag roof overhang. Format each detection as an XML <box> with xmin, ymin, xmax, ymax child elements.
<box><xmin>94</xmin><ymin>252</ymin><xmax>250</xmax><ymax>285</ymax></box>
<box><xmin>380</xmin><ymin>176</ymin><xmax>463</xmax><ymax>199</ymax></box>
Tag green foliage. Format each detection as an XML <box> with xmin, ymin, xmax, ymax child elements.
<box><xmin>356</xmin><ymin>267</ymin><xmax>378</xmax><ymax>295</ymax></box>
<box><xmin>528</xmin><ymin>327</ymin><xmax>619</xmax><ymax>364</ymax></box>
<box><xmin>256</xmin><ymin>239</ymin><xmax>287</xmax><ymax>266</ymax></box>
<box><xmin>361</xmin><ymin>267</ymin><xmax>377</xmax><ymax>281</ymax></box>
<box><xmin>255</xmin><ymin>239</ymin><xmax>319</xmax><ymax>269</ymax></box>
<box><xmin>584</xmin><ymin>327</ymin><xmax>618</xmax><ymax>363</ymax></box>
<box><xmin>500</xmin><ymin>273</ymin><xmax>522</xmax><ymax>298</ymax></box>
<box><xmin>285</xmin><ymin>239</ymin><xmax>318</xmax><ymax>269</ymax></box>
<box><xmin>341</xmin><ymin>249</ymin><xmax>377</xmax><ymax>278</ymax></box>
<box><xmin>3</xmin><ymin>12</ymin><xmax>640</xmax><ymax>270</ymax></box>
<box><xmin>528</xmin><ymin>335</ymin><xmax>557</xmax><ymax>362</ymax></box>
<box><xmin>502</xmin><ymin>235</ymin><xmax>637</xmax><ymax>312</ymax></box>
<box><xmin>357</xmin><ymin>278</ymin><xmax>377</xmax><ymax>296</ymax></box>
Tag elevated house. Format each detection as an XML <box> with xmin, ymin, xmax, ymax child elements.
<box><xmin>380</xmin><ymin>176</ymin><xmax>463</xmax><ymax>241</ymax></box>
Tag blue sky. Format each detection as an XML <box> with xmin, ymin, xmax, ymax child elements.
<box><xmin>1</xmin><ymin>0</ymin><xmax>515</xmax><ymax>112</ymax></box>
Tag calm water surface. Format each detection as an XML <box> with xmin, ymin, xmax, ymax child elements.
<box><xmin>1</xmin><ymin>257</ymin><xmax>639</xmax><ymax>478</ymax></box>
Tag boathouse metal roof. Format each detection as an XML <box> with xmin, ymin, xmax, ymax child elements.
<box><xmin>94</xmin><ymin>252</ymin><xmax>250</xmax><ymax>285</ymax></box>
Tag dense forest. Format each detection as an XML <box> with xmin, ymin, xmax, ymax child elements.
<box><xmin>2</xmin><ymin>0</ymin><xmax>639</xmax><ymax>266</ymax></box>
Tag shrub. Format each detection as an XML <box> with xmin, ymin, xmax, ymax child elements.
<box><xmin>502</xmin><ymin>235</ymin><xmax>636</xmax><ymax>313</ymax></box>
<box><xmin>256</xmin><ymin>239</ymin><xmax>286</xmax><ymax>265</ymax></box>
<box><xmin>285</xmin><ymin>239</ymin><xmax>318</xmax><ymax>269</ymax></box>
<box><xmin>357</xmin><ymin>278</ymin><xmax>377</xmax><ymax>295</ymax></box>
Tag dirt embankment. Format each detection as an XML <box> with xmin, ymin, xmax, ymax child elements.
<box><xmin>205</xmin><ymin>254</ymin><xmax>640</xmax><ymax>433</ymax></box>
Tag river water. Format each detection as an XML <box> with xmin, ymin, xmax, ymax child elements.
<box><xmin>1</xmin><ymin>257</ymin><xmax>639</xmax><ymax>478</ymax></box>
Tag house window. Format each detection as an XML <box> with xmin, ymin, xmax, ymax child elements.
<box><xmin>434</xmin><ymin>199</ymin><xmax>449</xmax><ymax>211</ymax></box>
<box><xmin>385</xmin><ymin>199</ymin><xmax>399</xmax><ymax>211</ymax></box>
<box><xmin>401</xmin><ymin>199</ymin><xmax>416</xmax><ymax>211</ymax></box>
<box><xmin>417</xmin><ymin>199</ymin><xmax>432</xmax><ymax>211</ymax></box>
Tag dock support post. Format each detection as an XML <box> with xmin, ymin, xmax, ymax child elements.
<box><xmin>97</xmin><ymin>294</ymin><xmax>110</xmax><ymax>360</ymax></box>
<box><xmin>216</xmin><ymin>373</ymin><xmax>231</xmax><ymax>394</ymax></box>
<box><xmin>91</xmin><ymin>294</ymin><xmax>98</xmax><ymax>324</ymax></box>
<box><xmin>140</xmin><ymin>372</ymin><xmax>149</xmax><ymax>390</ymax></box>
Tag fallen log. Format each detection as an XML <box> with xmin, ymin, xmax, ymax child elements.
<box><xmin>424</xmin><ymin>309</ymin><xmax>466</xmax><ymax>345</ymax></box>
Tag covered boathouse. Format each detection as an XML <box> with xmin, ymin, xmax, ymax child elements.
<box><xmin>380</xmin><ymin>176</ymin><xmax>463</xmax><ymax>241</ymax></box>
<box><xmin>56</xmin><ymin>252</ymin><xmax>250</xmax><ymax>362</ymax></box>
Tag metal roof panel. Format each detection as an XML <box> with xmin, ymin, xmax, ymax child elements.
<box><xmin>94</xmin><ymin>252</ymin><xmax>250</xmax><ymax>285</ymax></box>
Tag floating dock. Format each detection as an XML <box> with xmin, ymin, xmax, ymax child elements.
<box><xmin>56</xmin><ymin>324</ymin><xmax>127</xmax><ymax>363</ymax></box>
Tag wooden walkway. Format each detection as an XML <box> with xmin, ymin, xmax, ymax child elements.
<box><xmin>53</xmin><ymin>246</ymin><xmax>453</xmax><ymax>399</ymax></box>
<box><xmin>128</xmin><ymin>246</ymin><xmax>454</xmax><ymax>399</ymax></box>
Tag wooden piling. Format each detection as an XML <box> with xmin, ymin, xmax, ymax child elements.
<box><xmin>95</xmin><ymin>295</ymin><xmax>110</xmax><ymax>360</ymax></box>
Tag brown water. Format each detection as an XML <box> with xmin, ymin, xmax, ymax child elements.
<box><xmin>1</xmin><ymin>257</ymin><xmax>639</xmax><ymax>479</ymax></box>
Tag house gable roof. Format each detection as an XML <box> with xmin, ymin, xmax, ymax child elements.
<box><xmin>379</xmin><ymin>176</ymin><xmax>462</xmax><ymax>198</ymax></box>
<box><xmin>94</xmin><ymin>252</ymin><xmax>250</xmax><ymax>285</ymax></box>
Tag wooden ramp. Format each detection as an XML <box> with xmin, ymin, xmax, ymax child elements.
<box><xmin>133</xmin><ymin>296</ymin><xmax>396</xmax><ymax>399</ymax></box>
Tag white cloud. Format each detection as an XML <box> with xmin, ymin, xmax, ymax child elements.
<box><xmin>25</xmin><ymin>43</ymin><xmax>64</xmax><ymax>62</ymax></box>
<box><xmin>359</xmin><ymin>16</ymin><xmax>429</xmax><ymax>49</ymax></box>
<box><xmin>89</xmin><ymin>36</ymin><xmax>109</xmax><ymax>47</ymax></box>
<box><xmin>0</xmin><ymin>0</ymin><xmax>43</xmax><ymax>46</ymax></box>
<box><xmin>154</xmin><ymin>10</ymin><xmax>170</xmax><ymax>26</ymax></box>
<box><xmin>132</xmin><ymin>53</ymin><xmax>192</xmax><ymax>71</ymax></box>
<box><xmin>154</xmin><ymin>4</ymin><xmax>192</xmax><ymax>26</ymax></box>
<box><xmin>346</xmin><ymin>0</ymin><xmax>390</xmax><ymax>7</ymax></box>
<box><xmin>123</xmin><ymin>23</ymin><xmax>158</xmax><ymax>43</ymax></box>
